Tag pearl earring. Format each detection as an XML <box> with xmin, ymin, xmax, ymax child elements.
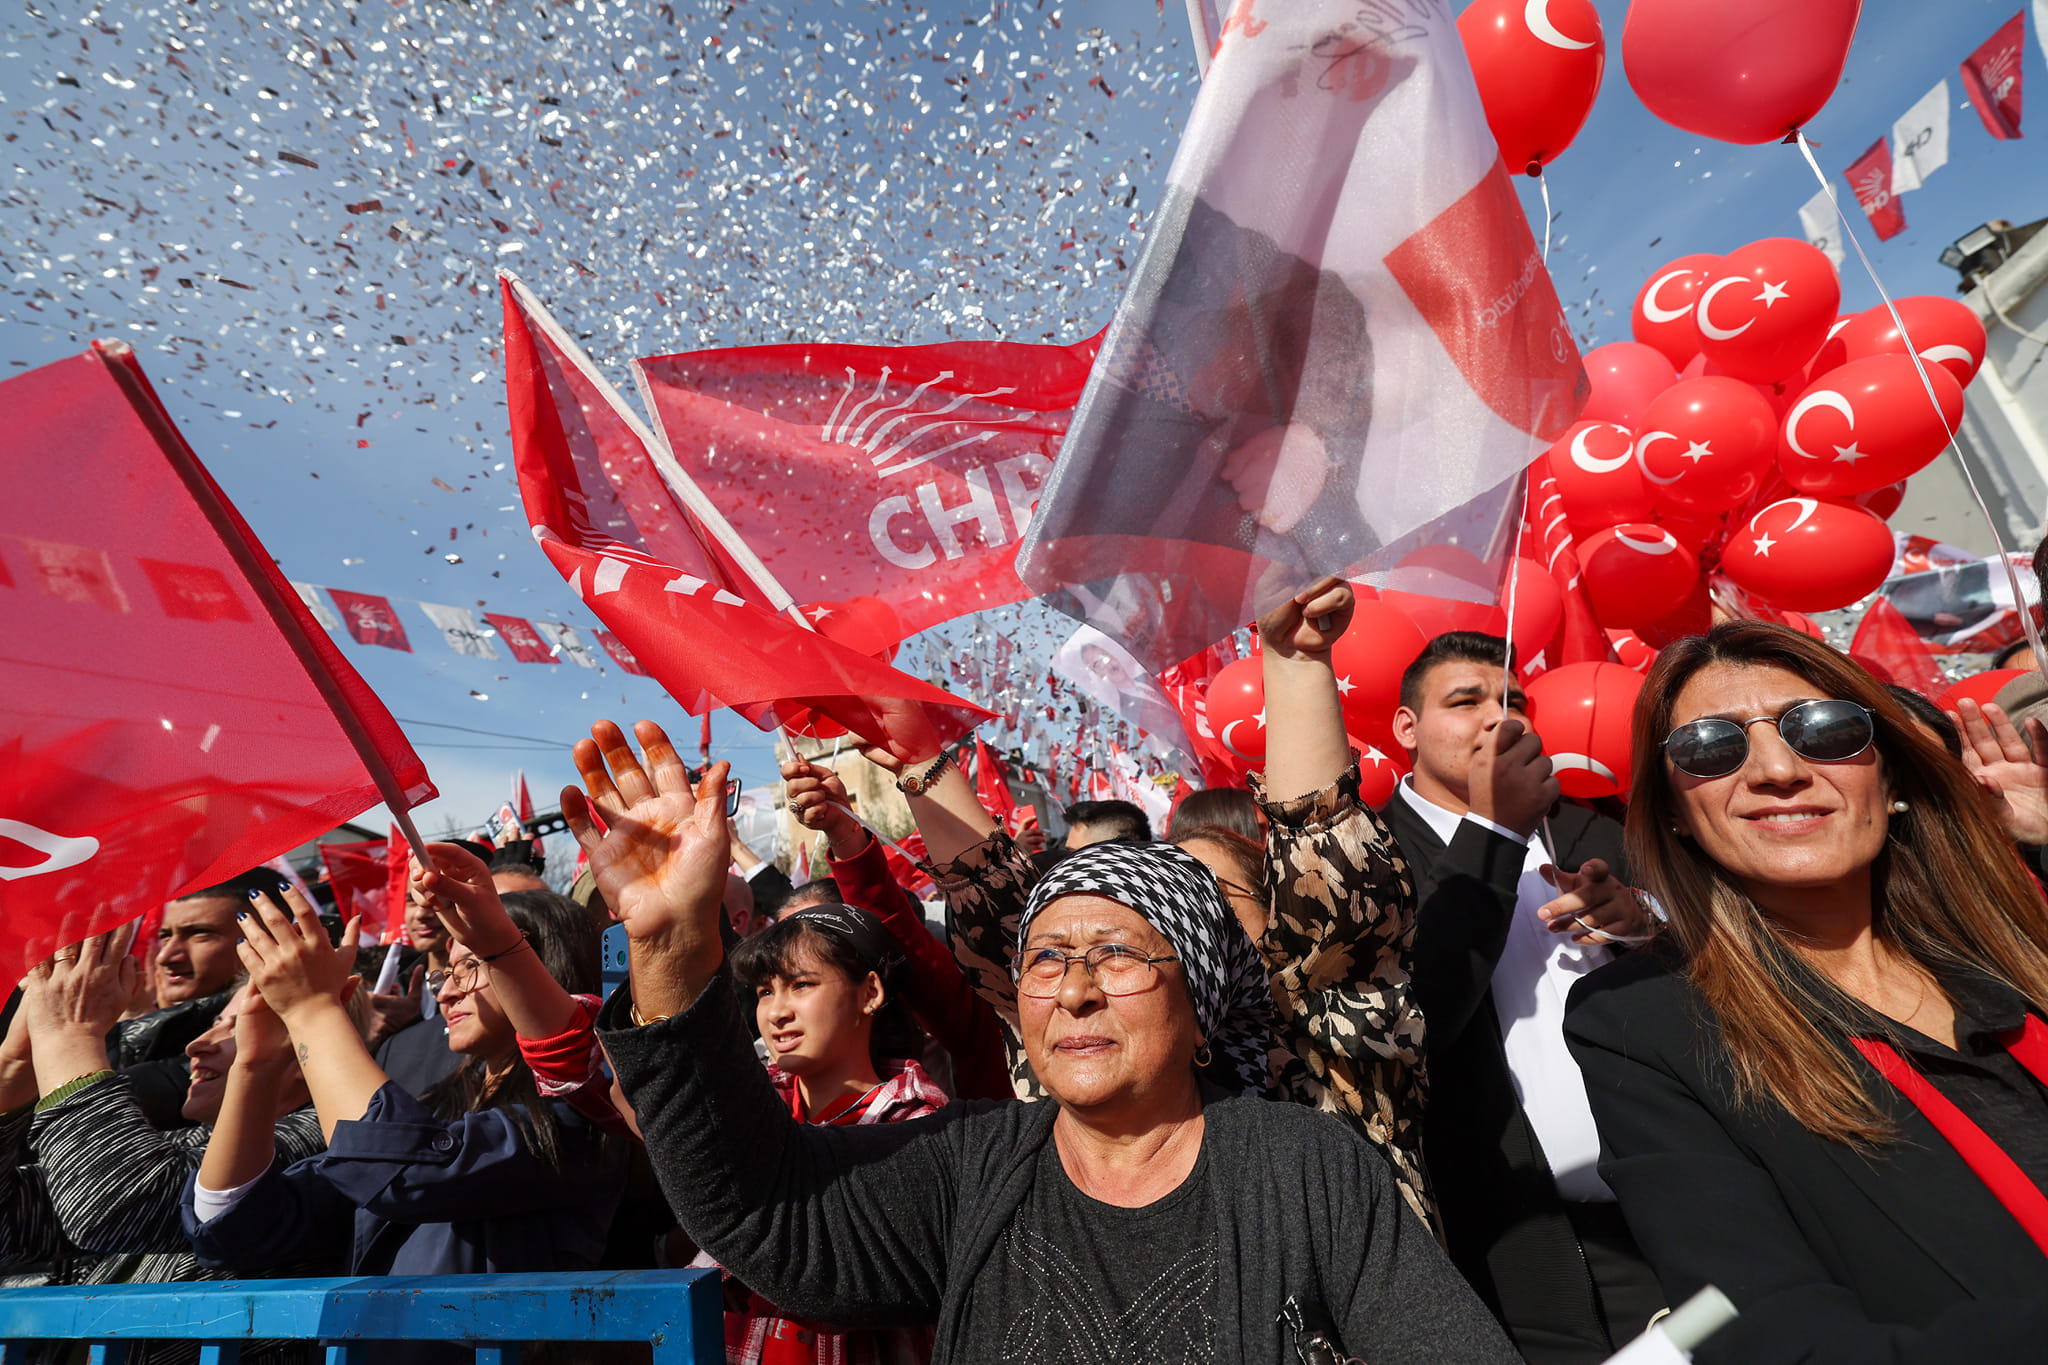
<box><xmin>1889</xmin><ymin>799</ymin><xmax>1909</xmax><ymax>814</ymax></box>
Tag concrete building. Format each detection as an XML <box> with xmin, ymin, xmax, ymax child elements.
<box><xmin>1905</xmin><ymin>217</ymin><xmax>2048</xmax><ymax>554</ymax></box>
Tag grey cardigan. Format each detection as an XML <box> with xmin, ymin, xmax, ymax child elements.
<box><xmin>598</xmin><ymin>971</ymin><xmax>1517</xmax><ymax>1365</ymax></box>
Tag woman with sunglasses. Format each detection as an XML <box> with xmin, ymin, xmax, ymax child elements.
<box><xmin>185</xmin><ymin>882</ymin><xmax>627</xmax><ymax>1303</ymax></box>
<box><xmin>1564</xmin><ymin>621</ymin><xmax>2048</xmax><ymax>1361</ymax></box>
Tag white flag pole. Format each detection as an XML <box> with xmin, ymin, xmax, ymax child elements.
<box><xmin>498</xmin><ymin>270</ymin><xmax>813</xmax><ymax>633</ymax></box>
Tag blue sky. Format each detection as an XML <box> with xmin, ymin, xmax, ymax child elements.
<box><xmin>3</xmin><ymin>0</ymin><xmax>2043</xmax><ymax>844</ymax></box>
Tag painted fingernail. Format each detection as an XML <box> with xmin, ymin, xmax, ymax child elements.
<box><xmin>236</xmin><ymin>911</ymin><xmax>248</xmax><ymax>921</ymax></box>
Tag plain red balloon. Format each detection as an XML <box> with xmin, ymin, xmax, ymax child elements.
<box><xmin>1634</xmin><ymin>377</ymin><xmax>1776</xmax><ymax>514</ymax></box>
<box><xmin>1693</xmin><ymin>239</ymin><xmax>1842</xmax><ymax>382</ymax></box>
<box><xmin>1720</xmin><ymin>495</ymin><xmax>1894</xmax><ymax>611</ymax></box>
<box><xmin>1853</xmin><ymin>480</ymin><xmax>1908</xmax><ymax>521</ymax></box>
<box><xmin>1937</xmin><ymin>668</ymin><xmax>2031</xmax><ymax>713</ymax></box>
<box><xmin>1577</xmin><ymin>524</ymin><xmax>1701</xmax><ymax>630</ymax></box>
<box><xmin>1838</xmin><ymin>296</ymin><xmax>1988</xmax><ymax>388</ymax></box>
<box><xmin>1504</xmin><ymin>556</ymin><xmax>1567</xmax><ymax>660</ymax></box>
<box><xmin>1545</xmin><ymin>420</ymin><xmax>1654</xmax><ymax>532</ymax></box>
<box><xmin>1458</xmin><ymin>0</ymin><xmax>1607</xmax><ymax>174</ymax></box>
<box><xmin>1207</xmin><ymin>657</ymin><xmax>1267</xmax><ymax>761</ymax></box>
<box><xmin>1525</xmin><ymin>662</ymin><xmax>1645</xmax><ymax>800</ymax></box>
<box><xmin>1778</xmin><ymin>354</ymin><xmax>1966</xmax><ymax>497</ymax></box>
<box><xmin>1622</xmin><ymin>0</ymin><xmax>1863</xmax><ymax>144</ymax></box>
<box><xmin>1632</xmin><ymin>253</ymin><xmax>1723</xmax><ymax>369</ymax></box>
<box><xmin>1331</xmin><ymin>601</ymin><xmax>1429</xmax><ymax>740</ymax></box>
<box><xmin>1582</xmin><ymin>341</ymin><xmax>1680</xmax><ymax>429</ymax></box>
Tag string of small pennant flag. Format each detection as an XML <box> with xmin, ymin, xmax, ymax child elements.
<box><xmin>288</xmin><ymin>579</ymin><xmax>651</xmax><ymax>677</ymax></box>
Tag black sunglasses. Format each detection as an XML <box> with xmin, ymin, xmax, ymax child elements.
<box><xmin>1662</xmin><ymin>699</ymin><xmax>1877</xmax><ymax>779</ymax></box>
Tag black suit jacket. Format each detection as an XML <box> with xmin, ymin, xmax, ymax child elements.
<box><xmin>1387</xmin><ymin>794</ymin><xmax>1630</xmax><ymax>1358</ymax></box>
<box><xmin>1566</xmin><ymin>949</ymin><xmax>2048</xmax><ymax>1364</ymax></box>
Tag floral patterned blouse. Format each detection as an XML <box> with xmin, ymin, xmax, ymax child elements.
<box><xmin>935</xmin><ymin>755</ymin><xmax>1437</xmax><ymax>1230</ymax></box>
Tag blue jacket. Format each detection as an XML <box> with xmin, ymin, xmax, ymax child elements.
<box><xmin>183</xmin><ymin>1080</ymin><xmax>625</xmax><ymax>1277</ymax></box>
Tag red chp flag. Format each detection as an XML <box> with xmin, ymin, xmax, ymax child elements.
<box><xmin>635</xmin><ymin>332</ymin><xmax>1099</xmax><ymax>639</ymax></box>
<box><xmin>503</xmin><ymin>278</ymin><xmax>991</xmax><ymax>758</ymax></box>
<box><xmin>1961</xmin><ymin>12</ymin><xmax>2026</xmax><ymax>140</ymax></box>
<box><xmin>1847</xmin><ymin>139</ymin><xmax>1908</xmax><ymax>241</ymax></box>
<box><xmin>320</xmin><ymin>838</ymin><xmax>395</xmax><ymax>941</ymax></box>
<box><xmin>0</xmin><ymin>343</ymin><xmax>435</xmax><ymax>981</ymax></box>
<box><xmin>1018</xmin><ymin>0</ymin><xmax>1585</xmax><ymax>668</ymax></box>
<box><xmin>973</xmin><ymin>737</ymin><xmax>1019</xmax><ymax>825</ymax></box>
<box><xmin>485</xmin><ymin>612</ymin><xmax>558</xmax><ymax>664</ymax></box>
<box><xmin>328</xmin><ymin>589</ymin><xmax>413</xmax><ymax>652</ymax></box>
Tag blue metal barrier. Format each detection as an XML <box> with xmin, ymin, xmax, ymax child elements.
<box><xmin>0</xmin><ymin>1268</ymin><xmax>722</xmax><ymax>1364</ymax></box>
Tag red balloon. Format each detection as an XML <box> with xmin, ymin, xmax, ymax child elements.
<box><xmin>1458</xmin><ymin>0</ymin><xmax>1607</xmax><ymax>174</ymax></box>
<box><xmin>1331</xmin><ymin>602</ymin><xmax>1429</xmax><ymax>741</ymax></box>
<box><xmin>1504</xmin><ymin>557</ymin><xmax>1566</xmax><ymax>659</ymax></box>
<box><xmin>1720</xmin><ymin>496</ymin><xmax>1894</xmax><ymax>611</ymax></box>
<box><xmin>1381</xmin><ymin>592</ymin><xmax>1504</xmax><ymax>640</ymax></box>
<box><xmin>1837</xmin><ymin>296</ymin><xmax>1988</xmax><ymax>389</ymax></box>
<box><xmin>1545</xmin><ymin>421</ymin><xmax>1654</xmax><ymax>532</ymax></box>
<box><xmin>1808</xmin><ymin>315</ymin><xmax>1856</xmax><ymax>377</ymax></box>
<box><xmin>1607</xmin><ymin>629</ymin><xmax>1659</xmax><ymax>674</ymax></box>
<box><xmin>1622</xmin><ymin>0</ymin><xmax>1863</xmax><ymax>145</ymax></box>
<box><xmin>1853</xmin><ymin>480</ymin><xmax>1907</xmax><ymax>521</ymax></box>
<box><xmin>1693</xmin><ymin>239</ymin><xmax>1842</xmax><ymax>382</ymax></box>
<box><xmin>1634</xmin><ymin>377</ymin><xmax>1776</xmax><ymax>514</ymax></box>
<box><xmin>1653</xmin><ymin>509</ymin><xmax>1723</xmax><ymax>553</ymax></box>
<box><xmin>1778</xmin><ymin>611</ymin><xmax>1826</xmax><ymax>640</ymax></box>
<box><xmin>1582</xmin><ymin>341</ymin><xmax>1680</xmax><ymax>429</ymax></box>
<box><xmin>1937</xmin><ymin>668</ymin><xmax>2030</xmax><ymax>713</ymax></box>
<box><xmin>1631</xmin><ymin>253</ymin><xmax>1723</xmax><ymax>369</ymax></box>
<box><xmin>1577</xmin><ymin>523</ymin><xmax>1701</xmax><ymax>629</ymax></box>
<box><xmin>1525</xmin><ymin>662</ymin><xmax>1645</xmax><ymax>799</ymax></box>
<box><xmin>1351</xmin><ymin>736</ymin><xmax>1410</xmax><ymax>807</ymax></box>
<box><xmin>1778</xmin><ymin>354</ymin><xmax>1966</xmax><ymax>497</ymax></box>
<box><xmin>1207</xmin><ymin>658</ymin><xmax>1267</xmax><ymax>761</ymax></box>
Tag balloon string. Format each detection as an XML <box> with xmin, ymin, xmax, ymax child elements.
<box><xmin>1537</xmin><ymin>169</ymin><xmax>1553</xmax><ymax>263</ymax></box>
<box><xmin>1791</xmin><ymin>130</ymin><xmax>2045</xmax><ymax>671</ymax></box>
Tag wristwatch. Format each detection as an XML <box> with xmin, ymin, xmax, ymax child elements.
<box><xmin>896</xmin><ymin>746</ymin><xmax>955</xmax><ymax>796</ymax></box>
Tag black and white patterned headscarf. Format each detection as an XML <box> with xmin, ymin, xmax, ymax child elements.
<box><xmin>1017</xmin><ymin>840</ymin><xmax>1275</xmax><ymax>1095</ymax></box>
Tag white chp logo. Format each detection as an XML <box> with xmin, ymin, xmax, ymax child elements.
<box><xmin>822</xmin><ymin>367</ymin><xmax>1028</xmax><ymax>478</ymax></box>
<box><xmin>0</xmin><ymin>819</ymin><xmax>100</xmax><ymax>882</ymax></box>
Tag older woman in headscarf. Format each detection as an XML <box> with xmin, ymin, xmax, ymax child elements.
<box><xmin>566</xmin><ymin>719</ymin><xmax>1516</xmax><ymax>1365</ymax></box>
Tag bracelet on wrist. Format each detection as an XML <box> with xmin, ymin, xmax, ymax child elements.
<box><xmin>896</xmin><ymin>746</ymin><xmax>955</xmax><ymax>796</ymax></box>
<box><xmin>630</xmin><ymin>1000</ymin><xmax>673</xmax><ymax>1028</ymax></box>
<box><xmin>476</xmin><ymin>933</ymin><xmax>531</xmax><ymax>964</ymax></box>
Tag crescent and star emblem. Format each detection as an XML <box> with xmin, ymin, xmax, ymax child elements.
<box><xmin>1614</xmin><ymin>527</ymin><xmax>1680</xmax><ymax>556</ymax></box>
<box><xmin>1695</xmin><ymin>277</ymin><xmax>1755</xmax><ymax>341</ymax></box>
<box><xmin>1571</xmin><ymin>423</ymin><xmax>1635</xmax><ymax>474</ymax></box>
<box><xmin>0</xmin><ymin>819</ymin><xmax>101</xmax><ymax>882</ymax></box>
<box><xmin>1549</xmin><ymin>754</ymin><xmax>1618</xmax><ymax>783</ymax></box>
<box><xmin>1752</xmin><ymin>497</ymin><xmax>1820</xmax><ymax>534</ymax></box>
<box><xmin>1639</xmin><ymin>269</ymin><xmax>1696</xmax><ymax>325</ymax></box>
<box><xmin>1524</xmin><ymin>0</ymin><xmax>1595</xmax><ymax>51</ymax></box>
<box><xmin>1634</xmin><ymin>431</ymin><xmax>1683</xmax><ymax>486</ymax></box>
<box><xmin>1918</xmin><ymin>344</ymin><xmax>1974</xmax><ymax>371</ymax></box>
<box><xmin>1783</xmin><ymin>390</ymin><xmax>1854</xmax><ymax>461</ymax></box>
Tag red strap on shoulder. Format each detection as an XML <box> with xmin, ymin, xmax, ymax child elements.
<box><xmin>1852</xmin><ymin>1030</ymin><xmax>2048</xmax><ymax>1257</ymax></box>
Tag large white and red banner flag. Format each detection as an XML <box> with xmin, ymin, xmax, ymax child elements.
<box><xmin>1017</xmin><ymin>0</ymin><xmax>1585</xmax><ymax>667</ymax></box>
<box><xmin>1961</xmin><ymin>12</ymin><xmax>2026</xmax><ymax>140</ymax></box>
<box><xmin>504</xmin><ymin>279</ymin><xmax>992</xmax><ymax>757</ymax></box>
<box><xmin>0</xmin><ymin>343</ymin><xmax>435</xmax><ymax>983</ymax></box>
<box><xmin>634</xmin><ymin>332</ymin><xmax>1098</xmax><ymax>639</ymax></box>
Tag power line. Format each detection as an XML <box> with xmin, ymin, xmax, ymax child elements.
<box><xmin>395</xmin><ymin>717</ymin><xmax>577</xmax><ymax>747</ymax></box>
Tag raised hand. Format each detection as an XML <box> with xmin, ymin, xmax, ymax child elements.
<box><xmin>782</xmin><ymin>757</ymin><xmax>863</xmax><ymax>856</ymax></box>
<box><xmin>22</xmin><ymin>924</ymin><xmax>143</xmax><ymax>1041</ymax></box>
<box><xmin>562</xmin><ymin>720</ymin><xmax>732</xmax><ymax>1016</ymax></box>
<box><xmin>1952</xmin><ymin>699</ymin><xmax>2048</xmax><ymax>845</ymax></box>
<box><xmin>238</xmin><ymin>885</ymin><xmax>360</xmax><ymax>1027</ymax></box>
<box><xmin>1467</xmin><ymin>717</ymin><xmax>1559</xmax><ymax>840</ymax></box>
<box><xmin>412</xmin><ymin>842</ymin><xmax>522</xmax><ymax>956</ymax></box>
<box><xmin>1538</xmin><ymin>860</ymin><xmax>1652</xmax><ymax>946</ymax></box>
<box><xmin>1257</xmin><ymin>576</ymin><xmax>1355</xmax><ymax>660</ymax></box>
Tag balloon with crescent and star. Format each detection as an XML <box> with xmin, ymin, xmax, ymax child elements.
<box><xmin>1576</xmin><ymin>523</ymin><xmax>1700</xmax><ymax>630</ymax></box>
<box><xmin>1633</xmin><ymin>376</ymin><xmax>1776</xmax><ymax>513</ymax></box>
<box><xmin>1777</xmin><ymin>354</ymin><xmax>1964</xmax><ymax>497</ymax></box>
<box><xmin>1457</xmin><ymin>0</ymin><xmax>1607</xmax><ymax>175</ymax></box>
<box><xmin>1692</xmin><ymin>239</ymin><xmax>1841</xmax><ymax>382</ymax></box>
<box><xmin>1721</xmin><ymin>495</ymin><xmax>1893</xmax><ymax>611</ymax></box>
<box><xmin>1631</xmin><ymin>253</ymin><xmax>1723</xmax><ymax>368</ymax></box>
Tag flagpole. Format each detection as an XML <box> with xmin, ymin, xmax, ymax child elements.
<box><xmin>497</xmin><ymin>271</ymin><xmax>813</xmax><ymax>632</ymax></box>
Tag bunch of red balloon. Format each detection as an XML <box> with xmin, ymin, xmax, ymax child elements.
<box><xmin>1555</xmin><ymin>243</ymin><xmax>1982</xmax><ymax>629</ymax></box>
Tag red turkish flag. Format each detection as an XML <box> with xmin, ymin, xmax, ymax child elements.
<box><xmin>1961</xmin><ymin>12</ymin><xmax>2025</xmax><ymax>140</ymax></box>
<box><xmin>1846</xmin><ymin>139</ymin><xmax>1908</xmax><ymax>241</ymax></box>
<box><xmin>593</xmin><ymin>628</ymin><xmax>651</xmax><ymax>677</ymax></box>
<box><xmin>0</xmin><ymin>343</ymin><xmax>435</xmax><ymax>983</ymax></box>
<box><xmin>504</xmin><ymin>278</ymin><xmax>992</xmax><ymax>758</ymax></box>
<box><xmin>636</xmin><ymin>332</ymin><xmax>1097</xmax><ymax>638</ymax></box>
<box><xmin>1017</xmin><ymin>0</ymin><xmax>1582</xmax><ymax>668</ymax></box>
<box><xmin>484</xmin><ymin>611</ymin><xmax>557</xmax><ymax>664</ymax></box>
<box><xmin>328</xmin><ymin>588</ymin><xmax>413</xmax><ymax>652</ymax></box>
<box><xmin>320</xmin><ymin>837</ymin><xmax>393</xmax><ymax>938</ymax></box>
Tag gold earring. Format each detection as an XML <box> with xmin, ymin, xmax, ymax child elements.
<box><xmin>1194</xmin><ymin>1042</ymin><xmax>1213</xmax><ymax>1068</ymax></box>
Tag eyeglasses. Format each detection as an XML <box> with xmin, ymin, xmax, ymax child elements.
<box><xmin>1662</xmin><ymin>699</ymin><xmax>1877</xmax><ymax>780</ymax></box>
<box><xmin>1015</xmin><ymin>943</ymin><xmax>1180</xmax><ymax>997</ymax></box>
<box><xmin>426</xmin><ymin>959</ymin><xmax>488</xmax><ymax>996</ymax></box>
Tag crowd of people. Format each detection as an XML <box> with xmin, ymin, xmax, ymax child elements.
<box><xmin>9</xmin><ymin>574</ymin><xmax>2048</xmax><ymax>1364</ymax></box>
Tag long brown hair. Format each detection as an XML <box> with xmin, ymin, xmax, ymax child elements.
<box><xmin>1628</xmin><ymin>620</ymin><xmax>2048</xmax><ymax>1147</ymax></box>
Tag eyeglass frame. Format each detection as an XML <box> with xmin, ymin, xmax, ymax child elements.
<box><xmin>1660</xmin><ymin>698</ymin><xmax>1878</xmax><ymax>780</ymax></box>
<box><xmin>425</xmin><ymin>957</ymin><xmax>491</xmax><ymax>997</ymax></box>
<box><xmin>1014</xmin><ymin>942</ymin><xmax>1181</xmax><ymax>998</ymax></box>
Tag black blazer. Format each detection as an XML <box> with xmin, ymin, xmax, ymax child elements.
<box><xmin>1387</xmin><ymin>794</ymin><xmax>1630</xmax><ymax>1357</ymax></box>
<box><xmin>1566</xmin><ymin>949</ymin><xmax>2048</xmax><ymax>1364</ymax></box>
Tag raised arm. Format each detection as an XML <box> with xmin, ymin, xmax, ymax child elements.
<box><xmin>196</xmin><ymin>990</ymin><xmax>301</xmax><ymax>1203</ymax></box>
<box><xmin>1259</xmin><ymin>576</ymin><xmax>1355</xmax><ymax>803</ymax></box>
<box><xmin>413</xmin><ymin>841</ymin><xmax>581</xmax><ymax>1039</ymax></box>
<box><xmin>0</xmin><ymin>1002</ymin><xmax>64</xmax><ymax>1270</ymax></box>
<box><xmin>21</xmin><ymin>927</ymin><xmax>141</xmax><ymax>1101</ymax></box>
<box><xmin>239</xmin><ymin>886</ymin><xmax>382</xmax><ymax>1143</ymax></box>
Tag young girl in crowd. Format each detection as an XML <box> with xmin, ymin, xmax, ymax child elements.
<box><xmin>184</xmin><ymin>882</ymin><xmax>625</xmax><ymax>1286</ymax></box>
